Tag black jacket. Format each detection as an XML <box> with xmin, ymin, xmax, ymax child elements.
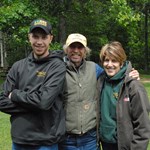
<box><xmin>0</xmin><ymin>50</ymin><xmax>66</xmax><ymax>145</ymax></box>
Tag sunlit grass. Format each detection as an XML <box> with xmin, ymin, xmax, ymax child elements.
<box><xmin>0</xmin><ymin>112</ymin><xmax>11</xmax><ymax>149</ymax></box>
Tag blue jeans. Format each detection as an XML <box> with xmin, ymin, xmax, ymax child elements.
<box><xmin>12</xmin><ymin>142</ymin><xmax>58</xmax><ymax>150</ymax></box>
<box><xmin>58</xmin><ymin>129</ymin><xmax>99</xmax><ymax>150</ymax></box>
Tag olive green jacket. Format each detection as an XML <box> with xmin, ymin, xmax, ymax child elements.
<box><xmin>64</xmin><ymin>60</ymin><xmax>97</xmax><ymax>134</ymax></box>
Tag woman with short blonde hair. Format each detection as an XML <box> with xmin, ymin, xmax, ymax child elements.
<box><xmin>98</xmin><ymin>41</ymin><xmax>150</xmax><ymax>150</ymax></box>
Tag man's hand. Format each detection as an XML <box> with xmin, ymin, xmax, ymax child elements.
<box><xmin>129</xmin><ymin>68</ymin><xmax>140</xmax><ymax>80</ymax></box>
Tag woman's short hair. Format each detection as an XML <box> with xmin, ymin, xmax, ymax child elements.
<box><xmin>100</xmin><ymin>41</ymin><xmax>127</xmax><ymax>65</ymax></box>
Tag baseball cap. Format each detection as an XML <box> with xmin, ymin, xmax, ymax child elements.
<box><xmin>29</xmin><ymin>18</ymin><xmax>52</xmax><ymax>34</ymax></box>
<box><xmin>66</xmin><ymin>33</ymin><xmax>87</xmax><ymax>47</ymax></box>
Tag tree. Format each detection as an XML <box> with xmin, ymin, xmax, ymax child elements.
<box><xmin>110</xmin><ymin>0</ymin><xmax>150</xmax><ymax>71</ymax></box>
<box><xmin>0</xmin><ymin>0</ymin><xmax>149</xmax><ymax>72</ymax></box>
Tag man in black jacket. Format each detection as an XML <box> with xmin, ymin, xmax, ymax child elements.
<box><xmin>0</xmin><ymin>18</ymin><xmax>66</xmax><ymax>150</ymax></box>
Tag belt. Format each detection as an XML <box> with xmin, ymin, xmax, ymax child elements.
<box><xmin>66</xmin><ymin>127</ymin><xmax>96</xmax><ymax>137</ymax></box>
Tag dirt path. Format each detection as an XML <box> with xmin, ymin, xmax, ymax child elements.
<box><xmin>141</xmin><ymin>78</ymin><xmax>150</xmax><ymax>83</ymax></box>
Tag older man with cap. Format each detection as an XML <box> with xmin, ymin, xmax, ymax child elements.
<box><xmin>58</xmin><ymin>33</ymin><xmax>103</xmax><ymax>150</ymax></box>
<box><xmin>0</xmin><ymin>18</ymin><xmax>66</xmax><ymax>150</ymax></box>
<box><xmin>58</xmin><ymin>33</ymin><xmax>140</xmax><ymax>150</ymax></box>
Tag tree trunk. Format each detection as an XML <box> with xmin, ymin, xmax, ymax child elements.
<box><xmin>144</xmin><ymin>4</ymin><xmax>149</xmax><ymax>71</ymax></box>
<box><xmin>0</xmin><ymin>32</ymin><xmax>4</xmax><ymax>67</ymax></box>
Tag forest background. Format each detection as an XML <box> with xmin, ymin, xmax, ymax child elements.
<box><xmin>0</xmin><ymin>0</ymin><xmax>150</xmax><ymax>149</ymax></box>
<box><xmin>0</xmin><ymin>0</ymin><xmax>150</xmax><ymax>72</ymax></box>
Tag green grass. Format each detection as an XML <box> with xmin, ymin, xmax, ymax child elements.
<box><xmin>143</xmin><ymin>82</ymin><xmax>150</xmax><ymax>98</ymax></box>
<box><xmin>141</xmin><ymin>74</ymin><xmax>150</xmax><ymax>79</ymax></box>
<box><xmin>0</xmin><ymin>77</ymin><xmax>150</xmax><ymax>149</ymax></box>
<box><xmin>143</xmin><ymin>82</ymin><xmax>150</xmax><ymax>148</ymax></box>
<box><xmin>0</xmin><ymin>113</ymin><xmax>11</xmax><ymax>149</ymax></box>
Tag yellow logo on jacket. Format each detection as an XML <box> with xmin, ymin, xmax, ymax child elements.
<box><xmin>36</xmin><ymin>71</ymin><xmax>46</xmax><ymax>77</ymax></box>
<box><xmin>113</xmin><ymin>92</ymin><xmax>118</xmax><ymax>99</ymax></box>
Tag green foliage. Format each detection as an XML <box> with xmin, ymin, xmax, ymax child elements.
<box><xmin>0</xmin><ymin>0</ymin><xmax>149</xmax><ymax>70</ymax></box>
<box><xmin>50</xmin><ymin>42</ymin><xmax>63</xmax><ymax>51</ymax></box>
<box><xmin>110</xmin><ymin>0</ymin><xmax>141</xmax><ymax>26</ymax></box>
<box><xmin>109</xmin><ymin>0</ymin><xmax>150</xmax><ymax>69</ymax></box>
<box><xmin>0</xmin><ymin>0</ymin><xmax>39</xmax><ymax>45</ymax></box>
<box><xmin>109</xmin><ymin>0</ymin><xmax>141</xmax><ymax>45</ymax></box>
